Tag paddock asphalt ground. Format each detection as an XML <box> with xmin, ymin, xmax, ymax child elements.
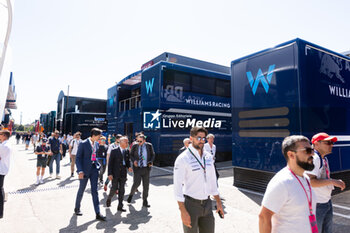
<box><xmin>1</xmin><ymin>138</ymin><xmax>349</xmax><ymax>232</ymax></box>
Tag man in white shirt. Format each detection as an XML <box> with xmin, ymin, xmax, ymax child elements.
<box><xmin>67</xmin><ymin>132</ymin><xmax>73</xmax><ymax>145</ymax></box>
<box><xmin>178</xmin><ymin>138</ymin><xmax>191</xmax><ymax>155</ymax></box>
<box><xmin>204</xmin><ymin>134</ymin><xmax>219</xmax><ymax>183</ymax></box>
<box><xmin>306</xmin><ymin>133</ymin><xmax>345</xmax><ymax>233</ymax></box>
<box><xmin>174</xmin><ymin>127</ymin><xmax>224</xmax><ymax>233</ymax></box>
<box><xmin>31</xmin><ymin>132</ymin><xmax>39</xmax><ymax>153</ymax></box>
<box><xmin>0</xmin><ymin>130</ymin><xmax>11</xmax><ymax>219</ymax></box>
<box><xmin>106</xmin><ymin>134</ymin><xmax>121</xmax><ymax>157</ymax></box>
<box><xmin>204</xmin><ymin>134</ymin><xmax>216</xmax><ymax>158</ymax></box>
<box><xmin>259</xmin><ymin>135</ymin><xmax>317</xmax><ymax>233</ymax></box>
<box><xmin>69</xmin><ymin>132</ymin><xmax>82</xmax><ymax>177</ymax></box>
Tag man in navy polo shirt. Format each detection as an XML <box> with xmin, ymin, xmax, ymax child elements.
<box><xmin>48</xmin><ymin>130</ymin><xmax>62</xmax><ymax>179</ymax></box>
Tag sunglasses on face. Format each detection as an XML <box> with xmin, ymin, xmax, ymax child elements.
<box><xmin>196</xmin><ymin>137</ymin><xmax>206</xmax><ymax>142</ymax></box>
<box><xmin>137</xmin><ymin>141</ymin><xmax>143</xmax><ymax>143</ymax></box>
<box><xmin>293</xmin><ymin>147</ymin><xmax>314</xmax><ymax>155</ymax></box>
<box><xmin>320</xmin><ymin>141</ymin><xmax>334</xmax><ymax>145</ymax></box>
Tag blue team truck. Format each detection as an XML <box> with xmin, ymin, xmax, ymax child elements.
<box><xmin>107</xmin><ymin>52</ymin><xmax>232</xmax><ymax>166</ymax></box>
<box><xmin>231</xmin><ymin>38</ymin><xmax>350</xmax><ymax>192</ymax></box>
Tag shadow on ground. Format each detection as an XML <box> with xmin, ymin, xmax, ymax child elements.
<box><xmin>57</xmin><ymin>177</ymin><xmax>78</xmax><ymax>187</ymax></box>
<box><xmin>15</xmin><ymin>177</ymin><xmax>58</xmax><ymax>193</ymax></box>
<box><xmin>59</xmin><ymin>192</ymin><xmax>152</xmax><ymax>233</ymax></box>
<box><xmin>59</xmin><ymin>214</ymin><xmax>97</xmax><ymax>233</ymax></box>
<box><xmin>150</xmin><ymin>175</ymin><xmax>173</xmax><ymax>186</ymax></box>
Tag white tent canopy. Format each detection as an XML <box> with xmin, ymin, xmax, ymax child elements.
<box><xmin>0</xmin><ymin>0</ymin><xmax>13</xmax><ymax>122</ymax></box>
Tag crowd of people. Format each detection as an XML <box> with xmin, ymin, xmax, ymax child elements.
<box><xmin>0</xmin><ymin>125</ymin><xmax>348</xmax><ymax>233</ymax></box>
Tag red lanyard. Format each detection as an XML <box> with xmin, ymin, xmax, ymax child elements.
<box><xmin>323</xmin><ymin>158</ymin><xmax>330</xmax><ymax>179</ymax></box>
<box><xmin>91</xmin><ymin>141</ymin><xmax>95</xmax><ymax>151</ymax></box>
<box><xmin>288</xmin><ymin>168</ymin><xmax>313</xmax><ymax>214</ymax></box>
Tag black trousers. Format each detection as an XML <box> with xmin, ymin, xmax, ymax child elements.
<box><xmin>108</xmin><ymin>177</ymin><xmax>126</xmax><ymax>208</ymax></box>
<box><xmin>183</xmin><ymin>196</ymin><xmax>214</xmax><ymax>233</ymax></box>
<box><xmin>97</xmin><ymin>158</ymin><xmax>107</xmax><ymax>182</ymax></box>
<box><xmin>130</xmin><ymin>167</ymin><xmax>150</xmax><ymax>201</ymax></box>
<box><xmin>62</xmin><ymin>144</ymin><xmax>67</xmax><ymax>157</ymax></box>
<box><xmin>0</xmin><ymin>175</ymin><xmax>5</xmax><ymax>217</ymax></box>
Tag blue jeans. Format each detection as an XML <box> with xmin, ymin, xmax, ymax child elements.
<box><xmin>316</xmin><ymin>200</ymin><xmax>333</xmax><ymax>233</ymax></box>
<box><xmin>49</xmin><ymin>153</ymin><xmax>61</xmax><ymax>175</ymax></box>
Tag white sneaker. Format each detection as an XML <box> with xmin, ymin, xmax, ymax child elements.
<box><xmin>35</xmin><ymin>180</ymin><xmax>40</xmax><ymax>185</ymax></box>
<box><xmin>56</xmin><ymin>175</ymin><xmax>61</xmax><ymax>179</ymax></box>
<box><xmin>40</xmin><ymin>179</ymin><xmax>44</xmax><ymax>184</ymax></box>
<box><xmin>49</xmin><ymin>174</ymin><xmax>52</xmax><ymax>178</ymax></box>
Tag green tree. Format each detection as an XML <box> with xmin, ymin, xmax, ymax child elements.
<box><xmin>24</xmin><ymin>125</ymin><xmax>34</xmax><ymax>132</ymax></box>
<box><xmin>17</xmin><ymin>125</ymin><xmax>25</xmax><ymax>131</ymax></box>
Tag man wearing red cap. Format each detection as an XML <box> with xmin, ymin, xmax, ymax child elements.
<box><xmin>306</xmin><ymin>132</ymin><xmax>346</xmax><ymax>233</ymax></box>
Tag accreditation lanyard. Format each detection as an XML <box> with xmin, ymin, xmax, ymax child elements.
<box><xmin>288</xmin><ymin>168</ymin><xmax>318</xmax><ymax>233</ymax></box>
<box><xmin>323</xmin><ymin>158</ymin><xmax>330</xmax><ymax>179</ymax></box>
<box><xmin>41</xmin><ymin>145</ymin><xmax>46</xmax><ymax>157</ymax></box>
<box><xmin>91</xmin><ymin>141</ymin><xmax>96</xmax><ymax>161</ymax></box>
<box><xmin>188</xmin><ymin>148</ymin><xmax>206</xmax><ymax>182</ymax></box>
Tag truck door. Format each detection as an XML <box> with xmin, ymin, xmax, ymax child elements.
<box><xmin>124</xmin><ymin>122</ymin><xmax>133</xmax><ymax>142</ymax></box>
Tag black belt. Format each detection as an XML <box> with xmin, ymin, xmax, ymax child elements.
<box><xmin>184</xmin><ymin>195</ymin><xmax>210</xmax><ymax>204</ymax></box>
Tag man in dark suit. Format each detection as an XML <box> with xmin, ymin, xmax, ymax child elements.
<box><xmin>127</xmin><ymin>134</ymin><xmax>155</xmax><ymax>207</ymax></box>
<box><xmin>106</xmin><ymin>136</ymin><xmax>132</xmax><ymax>211</ymax></box>
<box><xmin>74</xmin><ymin>128</ymin><xmax>106</xmax><ymax>221</ymax></box>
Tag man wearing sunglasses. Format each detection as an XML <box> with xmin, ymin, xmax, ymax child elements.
<box><xmin>306</xmin><ymin>133</ymin><xmax>346</xmax><ymax>233</ymax></box>
<box><xmin>174</xmin><ymin>127</ymin><xmax>224</xmax><ymax>233</ymax></box>
<box><xmin>127</xmin><ymin>134</ymin><xmax>155</xmax><ymax>207</ymax></box>
<box><xmin>48</xmin><ymin>130</ymin><xmax>63</xmax><ymax>179</ymax></box>
<box><xmin>259</xmin><ymin>135</ymin><xmax>316</xmax><ymax>233</ymax></box>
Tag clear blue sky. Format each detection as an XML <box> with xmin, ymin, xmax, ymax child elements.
<box><xmin>9</xmin><ymin>0</ymin><xmax>350</xmax><ymax>124</ymax></box>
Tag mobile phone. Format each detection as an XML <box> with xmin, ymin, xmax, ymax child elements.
<box><xmin>218</xmin><ymin>210</ymin><xmax>223</xmax><ymax>218</ymax></box>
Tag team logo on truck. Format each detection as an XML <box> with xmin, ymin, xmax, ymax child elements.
<box><xmin>246</xmin><ymin>64</ymin><xmax>276</xmax><ymax>95</ymax></box>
